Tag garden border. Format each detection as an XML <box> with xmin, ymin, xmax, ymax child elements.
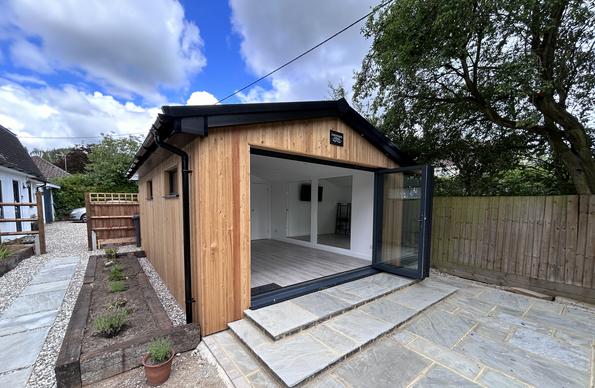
<box><xmin>55</xmin><ymin>251</ymin><xmax>200</xmax><ymax>387</ymax></box>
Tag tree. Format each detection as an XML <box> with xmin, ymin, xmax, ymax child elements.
<box><xmin>86</xmin><ymin>135</ymin><xmax>141</xmax><ymax>192</ymax></box>
<box><xmin>355</xmin><ymin>0</ymin><xmax>595</xmax><ymax>193</ymax></box>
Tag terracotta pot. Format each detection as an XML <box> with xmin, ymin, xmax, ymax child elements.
<box><xmin>142</xmin><ymin>351</ymin><xmax>175</xmax><ymax>386</ymax></box>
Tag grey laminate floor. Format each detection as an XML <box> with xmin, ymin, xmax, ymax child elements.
<box><xmin>290</xmin><ymin>233</ymin><xmax>350</xmax><ymax>249</ymax></box>
<box><xmin>251</xmin><ymin>239</ymin><xmax>370</xmax><ymax>288</ymax></box>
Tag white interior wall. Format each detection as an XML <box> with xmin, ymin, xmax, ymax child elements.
<box><xmin>317</xmin><ymin>177</ymin><xmax>352</xmax><ymax>235</ymax></box>
<box><xmin>286</xmin><ymin>181</ymin><xmax>311</xmax><ymax>237</ymax></box>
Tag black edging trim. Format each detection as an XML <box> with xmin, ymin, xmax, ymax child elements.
<box><xmin>250</xmin><ymin>148</ymin><xmax>379</xmax><ymax>172</ymax></box>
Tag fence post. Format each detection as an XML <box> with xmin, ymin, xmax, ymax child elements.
<box><xmin>36</xmin><ymin>191</ymin><xmax>46</xmax><ymax>254</ymax></box>
<box><xmin>85</xmin><ymin>192</ymin><xmax>93</xmax><ymax>251</ymax></box>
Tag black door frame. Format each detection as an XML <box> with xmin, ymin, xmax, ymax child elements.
<box><xmin>249</xmin><ymin>148</ymin><xmax>434</xmax><ymax>309</ymax></box>
<box><xmin>372</xmin><ymin>165</ymin><xmax>433</xmax><ymax>279</ymax></box>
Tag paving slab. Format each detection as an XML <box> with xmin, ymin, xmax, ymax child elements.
<box><xmin>1</xmin><ymin>289</ymin><xmax>66</xmax><ymax>318</ymax></box>
<box><xmin>406</xmin><ymin>308</ymin><xmax>476</xmax><ymax>348</ymax></box>
<box><xmin>0</xmin><ymin>367</ymin><xmax>34</xmax><ymax>387</ymax></box>
<box><xmin>21</xmin><ymin>279</ymin><xmax>71</xmax><ymax>295</ymax></box>
<box><xmin>245</xmin><ymin>273</ymin><xmax>415</xmax><ymax>339</ymax></box>
<box><xmin>476</xmin><ymin>369</ymin><xmax>530</xmax><ymax>388</ymax></box>
<box><xmin>333</xmin><ymin>339</ymin><xmax>431</xmax><ymax>388</ymax></box>
<box><xmin>0</xmin><ymin>309</ymin><xmax>58</xmax><ymax>336</ymax></box>
<box><xmin>412</xmin><ymin>364</ymin><xmax>480</xmax><ymax>387</ymax></box>
<box><xmin>0</xmin><ymin>327</ymin><xmax>50</xmax><ymax>373</ymax></box>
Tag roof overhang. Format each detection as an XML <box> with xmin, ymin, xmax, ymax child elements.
<box><xmin>126</xmin><ymin>98</ymin><xmax>414</xmax><ymax>178</ymax></box>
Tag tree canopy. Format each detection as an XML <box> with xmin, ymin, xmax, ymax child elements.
<box><xmin>355</xmin><ymin>0</ymin><xmax>595</xmax><ymax>194</ymax></box>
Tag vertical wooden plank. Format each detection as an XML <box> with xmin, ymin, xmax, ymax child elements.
<box><xmin>85</xmin><ymin>192</ymin><xmax>92</xmax><ymax>251</ymax></box>
<box><xmin>538</xmin><ymin>196</ymin><xmax>553</xmax><ymax>280</ymax></box>
<box><xmin>574</xmin><ymin>195</ymin><xmax>588</xmax><ymax>286</ymax></box>
<box><xmin>582</xmin><ymin>195</ymin><xmax>594</xmax><ymax>288</ymax></box>
<box><xmin>564</xmin><ymin>195</ymin><xmax>578</xmax><ymax>285</ymax></box>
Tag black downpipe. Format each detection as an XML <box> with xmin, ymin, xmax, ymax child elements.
<box><xmin>152</xmin><ymin>128</ymin><xmax>194</xmax><ymax>324</ymax></box>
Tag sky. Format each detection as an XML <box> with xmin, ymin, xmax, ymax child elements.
<box><xmin>0</xmin><ymin>0</ymin><xmax>379</xmax><ymax>150</ymax></box>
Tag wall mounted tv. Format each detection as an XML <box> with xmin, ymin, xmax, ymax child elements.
<box><xmin>300</xmin><ymin>184</ymin><xmax>323</xmax><ymax>202</ymax></box>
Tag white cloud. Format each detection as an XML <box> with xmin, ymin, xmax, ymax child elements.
<box><xmin>229</xmin><ymin>0</ymin><xmax>377</xmax><ymax>103</ymax></box>
<box><xmin>2</xmin><ymin>0</ymin><xmax>206</xmax><ymax>103</ymax></box>
<box><xmin>186</xmin><ymin>91</ymin><xmax>218</xmax><ymax>105</ymax></box>
<box><xmin>0</xmin><ymin>80</ymin><xmax>159</xmax><ymax>150</ymax></box>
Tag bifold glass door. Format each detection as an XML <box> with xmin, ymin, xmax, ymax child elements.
<box><xmin>373</xmin><ymin>165</ymin><xmax>433</xmax><ymax>279</ymax></box>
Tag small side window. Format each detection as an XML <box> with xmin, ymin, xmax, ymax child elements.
<box><xmin>146</xmin><ymin>180</ymin><xmax>153</xmax><ymax>200</ymax></box>
<box><xmin>165</xmin><ymin>168</ymin><xmax>178</xmax><ymax>197</ymax></box>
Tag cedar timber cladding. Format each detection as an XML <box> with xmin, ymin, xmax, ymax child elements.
<box><xmin>138</xmin><ymin>116</ymin><xmax>400</xmax><ymax>335</ymax></box>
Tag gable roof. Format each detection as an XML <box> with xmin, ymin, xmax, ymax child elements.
<box><xmin>127</xmin><ymin>98</ymin><xmax>414</xmax><ymax>178</ymax></box>
<box><xmin>0</xmin><ymin>125</ymin><xmax>45</xmax><ymax>181</ymax></box>
<box><xmin>32</xmin><ymin>156</ymin><xmax>70</xmax><ymax>182</ymax></box>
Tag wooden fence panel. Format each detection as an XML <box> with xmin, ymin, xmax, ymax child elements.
<box><xmin>85</xmin><ymin>192</ymin><xmax>139</xmax><ymax>250</ymax></box>
<box><xmin>431</xmin><ymin>195</ymin><xmax>595</xmax><ymax>303</ymax></box>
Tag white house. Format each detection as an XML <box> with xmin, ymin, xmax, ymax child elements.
<box><xmin>0</xmin><ymin>125</ymin><xmax>48</xmax><ymax>242</ymax></box>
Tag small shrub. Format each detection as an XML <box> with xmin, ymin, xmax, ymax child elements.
<box><xmin>93</xmin><ymin>308</ymin><xmax>128</xmax><ymax>337</ymax></box>
<box><xmin>108</xmin><ymin>264</ymin><xmax>124</xmax><ymax>281</ymax></box>
<box><xmin>105</xmin><ymin>297</ymin><xmax>127</xmax><ymax>310</ymax></box>
<box><xmin>147</xmin><ymin>337</ymin><xmax>173</xmax><ymax>364</ymax></box>
<box><xmin>0</xmin><ymin>245</ymin><xmax>9</xmax><ymax>261</ymax></box>
<box><xmin>108</xmin><ymin>280</ymin><xmax>127</xmax><ymax>293</ymax></box>
<box><xmin>104</xmin><ymin>248</ymin><xmax>118</xmax><ymax>260</ymax></box>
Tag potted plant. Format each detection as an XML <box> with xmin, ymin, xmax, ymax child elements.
<box><xmin>142</xmin><ymin>337</ymin><xmax>175</xmax><ymax>386</ymax></box>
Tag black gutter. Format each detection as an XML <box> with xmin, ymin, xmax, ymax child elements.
<box><xmin>152</xmin><ymin>126</ymin><xmax>194</xmax><ymax>324</ymax></box>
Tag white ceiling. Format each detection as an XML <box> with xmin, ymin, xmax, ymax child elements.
<box><xmin>251</xmin><ymin>154</ymin><xmax>365</xmax><ymax>182</ymax></box>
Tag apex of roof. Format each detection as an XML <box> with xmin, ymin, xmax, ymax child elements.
<box><xmin>0</xmin><ymin>124</ymin><xmax>45</xmax><ymax>181</ymax></box>
<box><xmin>32</xmin><ymin>156</ymin><xmax>71</xmax><ymax>182</ymax></box>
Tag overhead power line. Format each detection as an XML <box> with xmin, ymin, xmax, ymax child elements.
<box><xmin>18</xmin><ymin>132</ymin><xmax>146</xmax><ymax>139</ymax></box>
<box><xmin>216</xmin><ymin>0</ymin><xmax>395</xmax><ymax>104</ymax></box>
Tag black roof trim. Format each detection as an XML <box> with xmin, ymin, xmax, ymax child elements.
<box><xmin>126</xmin><ymin>98</ymin><xmax>413</xmax><ymax>178</ymax></box>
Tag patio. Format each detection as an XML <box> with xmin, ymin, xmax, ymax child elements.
<box><xmin>205</xmin><ymin>272</ymin><xmax>595</xmax><ymax>387</ymax></box>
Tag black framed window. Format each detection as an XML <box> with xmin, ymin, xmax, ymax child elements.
<box><xmin>146</xmin><ymin>180</ymin><xmax>153</xmax><ymax>200</ymax></box>
<box><xmin>0</xmin><ymin>181</ymin><xmax>3</xmax><ymax>218</ymax></box>
<box><xmin>12</xmin><ymin>180</ymin><xmax>21</xmax><ymax>232</ymax></box>
<box><xmin>165</xmin><ymin>169</ymin><xmax>178</xmax><ymax>197</ymax></box>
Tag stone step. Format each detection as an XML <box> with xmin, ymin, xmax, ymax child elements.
<box><xmin>228</xmin><ymin>279</ymin><xmax>457</xmax><ymax>387</ymax></box>
<box><xmin>244</xmin><ymin>272</ymin><xmax>417</xmax><ymax>340</ymax></box>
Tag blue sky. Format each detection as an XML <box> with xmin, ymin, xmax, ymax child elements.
<box><xmin>0</xmin><ymin>0</ymin><xmax>378</xmax><ymax>149</ymax></box>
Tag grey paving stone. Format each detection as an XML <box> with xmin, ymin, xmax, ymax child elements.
<box><xmin>0</xmin><ymin>367</ymin><xmax>33</xmax><ymax>387</ymax></box>
<box><xmin>304</xmin><ymin>373</ymin><xmax>349</xmax><ymax>388</ymax></box>
<box><xmin>386</xmin><ymin>282</ymin><xmax>455</xmax><ymax>310</ymax></box>
<box><xmin>256</xmin><ymin>333</ymin><xmax>339</xmax><ymax>387</ymax></box>
<box><xmin>477</xmin><ymin>288</ymin><xmax>532</xmax><ymax>312</ymax></box>
<box><xmin>406</xmin><ymin>336</ymin><xmax>482</xmax><ymax>379</ymax></box>
<box><xmin>213</xmin><ymin>330</ymin><xmax>262</xmax><ymax>376</ymax></box>
<box><xmin>477</xmin><ymin>369</ymin><xmax>529</xmax><ymax>388</ymax></box>
<box><xmin>325</xmin><ymin>309</ymin><xmax>392</xmax><ymax>344</ymax></box>
<box><xmin>244</xmin><ymin>301</ymin><xmax>318</xmax><ymax>339</ymax></box>
<box><xmin>390</xmin><ymin>329</ymin><xmax>417</xmax><ymax>345</ymax></box>
<box><xmin>412</xmin><ymin>364</ymin><xmax>480</xmax><ymax>387</ymax></box>
<box><xmin>523</xmin><ymin>307</ymin><xmax>594</xmax><ymax>336</ymax></box>
<box><xmin>308</xmin><ymin>324</ymin><xmax>358</xmax><ymax>355</ymax></box>
<box><xmin>360</xmin><ymin>297</ymin><xmax>417</xmax><ymax>325</ymax></box>
<box><xmin>292</xmin><ymin>291</ymin><xmax>351</xmax><ymax>318</ymax></box>
<box><xmin>469</xmin><ymin>321</ymin><xmax>510</xmax><ymax>343</ymax></box>
<box><xmin>0</xmin><ymin>327</ymin><xmax>49</xmax><ymax>373</ymax></box>
<box><xmin>0</xmin><ymin>289</ymin><xmax>66</xmax><ymax>318</ymax></box>
<box><xmin>21</xmin><ymin>279</ymin><xmax>71</xmax><ymax>296</ymax></box>
<box><xmin>246</xmin><ymin>369</ymin><xmax>282</xmax><ymax>388</ymax></box>
<box><xmin>334</xmin><ymin>338</ymin><xmax>431</xmax><ymax>388</ymax></box>
<box><xmin>29</xmin><ymin>265</ymin><xmax>76</xmax><ymax>285</ymax></box>
<box><xmin>406</xmin><ymin>308</ymin><xmax>476</xmax><ymax>348</ymax></box>
<box><xmin>0</xmin><ymin>309</ymin><xmax>58</xmax><ymax>336</ymax></box>
<box><xmin>563</xmin><ymin>306</ymin><xmax>595</xmax><ymax>331</ymax></box>
<box><xmin>366</xmin><ymin>272</ymin><xmax>415</xmax><ymax>289</ymax></box>
<box><xmin>509</xmin><ymin>327</ymin><xmax>591</xmax><ymax>371</ymax></box>
<box><xmin>455</xmin><ymin>330</ymin><xmax>588</xmax><ymax>387</ymax></box>
<box><xmin>228</xmin><ymin>319</ymin><xmax>274</xmax><ymax>349</ymax></box>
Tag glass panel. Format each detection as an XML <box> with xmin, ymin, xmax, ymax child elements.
<box><xmin>317</xmin><ymin>176</ymin><xmax>352</xmax><ymax>249</ymax></box>
<box><xmin>286</xmin><ymin>180</ymin><xmax>311</xmax><ymax>242</ymax></box>
<box><xmin>378</xmin><ymin>170</ymin><xmax>422</xmax><ymax>272</ymax></box>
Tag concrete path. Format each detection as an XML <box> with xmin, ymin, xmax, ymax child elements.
<box><xmin>0</xmin><ymin>256</ymin><xmax>79</xmax><ymax>387</ymax></box>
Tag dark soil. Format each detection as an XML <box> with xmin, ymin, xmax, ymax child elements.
<box><xmin>81</xmin><ymin>255</ymin><xmax>161</xmax><ymax>354</ymax></box>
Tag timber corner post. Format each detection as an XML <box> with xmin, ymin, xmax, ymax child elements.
<box><xmin>35</xmin><ymin>191</ymin><xmax>46</xmax><ymax>254</ymax></box>
<box><xmin>85</xmin><ymin>192</ymin><xmax>93</xmax><ymax>251</ymax></box>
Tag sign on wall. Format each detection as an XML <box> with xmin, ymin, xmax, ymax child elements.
<box><xmin>330</xmin><ymin>130</ymin><xmax>344</xmax><ymax>146</ymax></box>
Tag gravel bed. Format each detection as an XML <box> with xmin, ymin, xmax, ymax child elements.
<box><xmin>138</xmin><ymin>257</ymin><xmax>186</xmax><ymax>327</ymax></box>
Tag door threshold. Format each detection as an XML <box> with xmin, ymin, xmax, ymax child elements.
<box><xmin>250</xmin><ymin>266</ymin><xmax>379</xmax><ymax>310</ymax></box>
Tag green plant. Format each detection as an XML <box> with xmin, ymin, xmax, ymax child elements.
<box><xmin>93</xmin><ymin>308</ymin><xmax>128</xmax><ymax>337</ymax></box>
<box><xmin>104</xmin><ymin>248</ymin><xmax>118</xmax><ymax>260</ymax></box>
<box><xmin>0</xmin><ymin>244</ymin><xmax>10</xmax><ymax>261</ymax></box>
<box><xmin>108</xmin><ymin>280</ymin><xmax>127</xmax><ymax>293</ymax></box>
<box><xmin>105</xmin><ymin>297</ymin><xmax>127</xmax><ymax>310</ymax></box>
<box><xmin>147</xmin><ymin>337</ymin><xmax>173</xmax><ymax>364</ymax></box>
<box><xmin>108</xmin><ymin>264</ymin><xmax>124</xmax><ymax>281</ymax></box>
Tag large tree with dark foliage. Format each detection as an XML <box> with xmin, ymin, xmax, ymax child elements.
<box><xmin>355</xmin><ymin>0</ymin><xmax>595</xmax><ymax>194</ymax></box>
